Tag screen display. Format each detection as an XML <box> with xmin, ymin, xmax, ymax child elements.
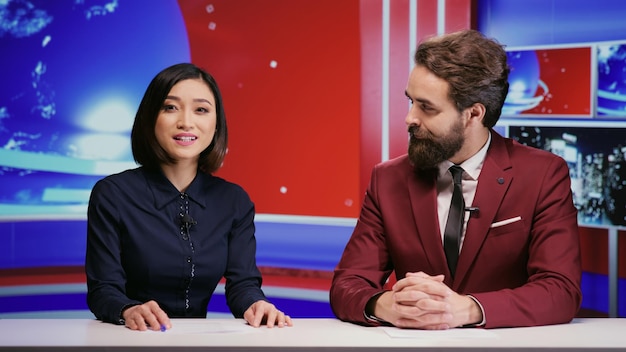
<box><xmin>507</xmin><ymin>125</ymin><xmax>626</xmax><ymax>227</ymax></box>
<box><xmin>0</xmin><ymin>0</ymin><xmax>190</xmax><ymax>218</ymax></box>
<box><xmin>597</xmin><ymin>41</ymin><xmax>626</xmax><ymax>117</ymax></box>
<box><xmin>504</xmin><ymin>46</ymin><xmax>592</xmax><ymax>118</ymax></box>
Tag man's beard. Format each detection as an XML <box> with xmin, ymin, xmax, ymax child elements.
<box><xmin>407</xmin><ymin>120</ymin><xmax>464</xmax><ymax>174</ymax></box>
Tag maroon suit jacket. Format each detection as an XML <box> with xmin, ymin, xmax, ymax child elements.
<box><xmin>330</xmin><ymin>131</ymin><xmax>582</xmax><ymax>328</ymax></box>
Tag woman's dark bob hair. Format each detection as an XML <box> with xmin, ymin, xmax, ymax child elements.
<box><xmin>131</xmin><ymin>63</ymin><xmax>228</xmax><ymax>174</ymax></box>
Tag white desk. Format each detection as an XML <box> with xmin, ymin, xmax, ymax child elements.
<box><xmin>0</xmin><ymin>318</ymin><xmax>625</xmax><ymax>351</ymax></box>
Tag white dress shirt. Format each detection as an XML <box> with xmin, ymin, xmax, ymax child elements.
<box><xmin>436</xmin><ymin>132</ymin><xmax>491</xmax><ymax>251</ymax></box>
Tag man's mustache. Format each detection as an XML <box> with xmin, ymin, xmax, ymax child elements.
<box><xmin>408</xmin><ymin>125</ymin><xmax>430</xmax><ymax>140</ymax></box>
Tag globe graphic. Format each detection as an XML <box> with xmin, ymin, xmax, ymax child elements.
<box><xmin>502</xmin><ymin>50</ymin><xmax>548</xmax><ymax>115</ymax></box>
<box><xmin>0</xmin><ymin>0</ymin><xmax>190</xmax><ymax>215</ymax></box>
<box><xmin>597</xmin><ymin>43</ymin><xmax>626</xmax><ymax>117</ymax></box>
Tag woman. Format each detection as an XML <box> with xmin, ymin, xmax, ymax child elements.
<box><xmin>85</xmin><ymin>63</ymin><xmax>291</xmax><ymax>331</ymax></box>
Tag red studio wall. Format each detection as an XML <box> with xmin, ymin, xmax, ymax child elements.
<box><xmin>178</xmin><ymin>0</ymin><xmax>362</xmax><ymax>218</ymax></box>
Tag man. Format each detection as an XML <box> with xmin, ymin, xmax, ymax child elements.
<box><xmin>330</xmin><ymin>29</ymin><xmax>581</xmax><ymax>329</ymax></box>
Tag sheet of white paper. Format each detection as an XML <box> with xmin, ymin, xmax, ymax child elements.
<box><xmin>381</xmin><ymin>327</ymin><xmax>499</xmax><ymax>339</ymax></box>
<box><xmin>153</xmin><ymin>321</ymin><xmax>258</xmax><ymax>335</ymax></box>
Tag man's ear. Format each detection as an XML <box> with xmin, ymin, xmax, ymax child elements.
<box><xmin>466</xmin><ymin>103</ymin><xmax>486</xmax><ymax>125</ymax></box>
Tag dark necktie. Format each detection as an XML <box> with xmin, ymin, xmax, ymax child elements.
<box><xmin>443</xmin><ymin>165</ymin><xmax>465</xmax><ymax>277</ymax></box>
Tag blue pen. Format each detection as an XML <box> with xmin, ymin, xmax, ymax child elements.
<box><xmin>160</xmin><ymin>324</ymin><xmax>167</xmax><ymax>332</ymax></box>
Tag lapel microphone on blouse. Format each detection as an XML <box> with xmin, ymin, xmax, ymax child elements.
<box><xmin>180</xmin><ymin>213</ymin><xmax>197</xmax><ymax>231</ymax></box>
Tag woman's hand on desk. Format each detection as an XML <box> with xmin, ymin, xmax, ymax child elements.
<box><xmin>244</xmin><ymin>300</ymin><xmax>293</xmax><ymax>328</ymax></box>
<box><xmin>121</xmin><ymin>300</ymin><xmax>171</xmax><ymax>331</ymax></box>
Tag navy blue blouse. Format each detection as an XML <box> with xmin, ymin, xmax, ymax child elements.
<box><xmin>85</xmin><ymin>167</ymin><xmax>267</xmax><ymax>324</ymax></box>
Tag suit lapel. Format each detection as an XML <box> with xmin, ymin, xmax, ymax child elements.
<box><xmin>407</xmin><ymin>170</ymin><xmax>450</xmax><ymax>277</ymax></box>
<box><xmin>453</xmin><ymin>133</ymin><xmax>513</xmax><ymax>288</ymax></box>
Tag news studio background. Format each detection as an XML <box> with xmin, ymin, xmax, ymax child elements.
<box><xmin>479</xmin><ymin>0</ymin><xmax>626</xmax><ymax>318</ymax></box>
<box><xmin>498</xmin><ymin>43</ymin><xmax>626</xmax><ymax>228</ymax></box>
<box><xmin>1</xmin><ymin>0</ymin><xmax>624</xmax><ymax>319</ymax></box>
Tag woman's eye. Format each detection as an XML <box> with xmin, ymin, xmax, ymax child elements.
<box><xmin>197</xmin><ymin>107</ymin><xmax>209</xmax><ymax>113</ymax></box>
<box><xmin>162</xmin><ymin>104</ymin><xmax>177</xmax><ymax>111</ymax></box>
